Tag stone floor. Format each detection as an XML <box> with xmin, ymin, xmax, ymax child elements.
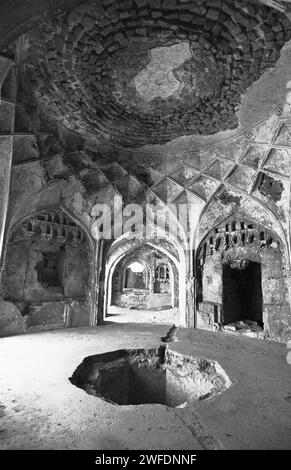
<box><xmin>107</xmin><ymin>306</ymin><xmax>180</xmax><ymax>325</ymax></box>
<box><xmin>0</xmin><ymin>323</ymin><xmax>291</xmax><ymax>450</ymax></box>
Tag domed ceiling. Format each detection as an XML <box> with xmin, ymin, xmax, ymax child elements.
<box><xmin>22</xmin><ymin>0</ymin><xmax>291</xmax><ymax>147</ymax></box>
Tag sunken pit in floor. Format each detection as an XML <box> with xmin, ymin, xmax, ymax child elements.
<box><xmin>69</xmin><ymin>345</ymin><xmax>232</xmax><ymax>407</ymax></box>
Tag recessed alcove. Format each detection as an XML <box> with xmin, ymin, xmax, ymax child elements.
<box><xmin>222</xmin><ymin>261</ymin><xmax>263</xmax><ymax>327</ymax></box>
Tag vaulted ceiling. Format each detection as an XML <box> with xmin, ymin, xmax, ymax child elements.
<box><xmin>20</xmin><ymin>0</ymin><xmax>291</xmax><ymax>147</ymax></box>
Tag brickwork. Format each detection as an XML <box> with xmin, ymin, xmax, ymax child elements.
<box><xmin>23</xmin><ymin>0</ymin><xmax>291</xmax><ymax>146</ymax></box>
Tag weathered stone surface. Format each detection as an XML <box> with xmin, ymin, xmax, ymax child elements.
<box><xmin>70</xmin><ymin>346</ymin><xmax>232</xmax><ymax>407</ymax></box>
<box><xmin>196</xmin><ymin>213</ymin><xmax>291</xmax><ymax>341</ymax></box>
<box><xmin>0</xmin><ymin>135</ymin><xmax>13</xmax><ymax>260</ymax></box>
<box><xmin>21</xmin><ymin>0</ymin><xmax>291</xmax><ymax>147</ymax></box>
<box><xmin>258</xmin><ymin>173</ymin><xmax>284</xmax><ymax>202</ymax></box>
<box><xmin>134</xmin><ymin>42</ymin><xmax>191</xmax><ymax>102</ymax></box>
<box><xmin>0</xmin><ymin>298</ymin><xmax>25</xmax><ymax>337</ymax></box>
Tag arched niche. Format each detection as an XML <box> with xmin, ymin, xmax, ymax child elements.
<box><xmin>195</xmin><ymin>213</ymin><xmax>291</xmax><ymax>342</ymax></box>
<box><xmin>1</xmin><ymin>208</ymin><xmax>94</xmax><ymax>331</ymax></box>
<box><xmin>154</xmin><ymin>262</ymin><xmax>171</xmax><ymax>294</ymax></box>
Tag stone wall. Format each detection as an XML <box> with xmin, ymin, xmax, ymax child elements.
<box><xmin>201</xmin><ymin>254</ymin><xmax>222</xmax><ymax>305</ymax></box>
<box><xmin>0</xmin><ymin>298</ymin><xmax>25</xmax><ymax>337</ymax></box>
<box><xmin>0</xmin><ymin>210</ymin><xmax>93</xmax><ymax>334</ymax></box>
<box><xmin>112</xmin><ymin>291</ymin><xmax>172</xmax><ymax>311</ymax></box>
<box><xmin>261</xmin><ymin>250</ymin><xmax>291</xmax><ymax>341</ymax></box>
<box><xmin>24</xmin><ymin>299</ymin><xmax>89</xmax><ymax>331</ymax></box>
<box><xmin>197</xmin><ymin>218</ymin><xmax>291</xmax><ymax>341</ymax></box>
<box><xmin>196</xmin><ymin>302</ymin><xmax>222</xmax><ymax>331</ymax></box>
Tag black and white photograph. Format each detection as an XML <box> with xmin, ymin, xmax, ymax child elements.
<box><xmin>0</xmin><ymin>0</ymin><xmax>291</xmax><ymax>461</ymax></box>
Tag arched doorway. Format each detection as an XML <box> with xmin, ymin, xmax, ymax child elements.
<box><xmin>196</xmin><ymin>214</ymin><xmax>289</xmax><ymax>339</ymax></box>
<box><xmin>222</xmin><ymin>259</ymin><xmax>263</xmax><ymax>327</ymax></box>
<box><xmin>105</xmin><ymin>239</ymin><xmax>180</xmax><ymax>325</ymax></box>
<box><xmin>110</xmin><ymin>248</ymin><xmax>176</xmax><ymax>312</ymax></box>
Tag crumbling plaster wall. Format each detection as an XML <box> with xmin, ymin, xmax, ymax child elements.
<box><xmin>197</xmin><ymin>233</ymin><xmax>291</xmax><ymax>341</ymax></box>
<box><xmin>0</xmin><ymin>210</ymin><xmax>93</xmax><ymax>333</ymax></box>
<box><xmin>2</xmin><ymin>238</ymin><xmax>90</xmax><ymax>301</ymax></box>
<box><xmin>202</xmin><ymin>254</ymin><xmax>222</xmax><ymax>306</ymax></box>
<box><xmin>261</xmin><ymin>248</ymin><xmax>291</xmax><ymax>341</ymax></box>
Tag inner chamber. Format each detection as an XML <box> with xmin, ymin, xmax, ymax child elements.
<box><xmin>222</xmin><ymin>261</ymin><xmax>263</xmax><ymax>327</ymax></box>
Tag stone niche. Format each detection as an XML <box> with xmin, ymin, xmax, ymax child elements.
<box><xmin>1</xmin><ymin>210</ymin><xmax>93</xmax><ymax>334</ymax></box>
<box><xmin>196</xmin><ymin>216</ymin><xmax>291</xmax><ymax>342</ymax></box>
<box><xmin>111</xmin><ymin>246</ymin><xmax>178</xmax><ymax>311</ymax></box>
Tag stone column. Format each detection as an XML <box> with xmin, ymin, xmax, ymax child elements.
<box><xmin>0</xmin><ymin>56</ymin><xmax>11</xmax><ymax>83</ymax></box>
<box><xmin>0</xmin><ymin>56</ymin><xmax>13</xmax><ymax>266</ymax></box>
<box><xmin>149</xmin><ymin>259</ymin><xmax>155</xmax><ymax>292</ymax></box>
<box><xmin>0</xmin><ymin>57</ymin><xmax>25</xmax><ymax>337</ymax></box>
<box><xmin>186</xmin><ymin>275</ymin><xmax>195</xmax><ymax>328</ymax></box>
<box><xmin>93</xmin><ymin>238</ymin><xmax>107</xmax><ymax>326</ymax></box>
<box><xmin>0</xmin><ymin>136</ymin><xmax>13</xmax><ymax>261</ymax></box>
<box><xmin>183</xmin><ymin>247</ymin><xmax>194</xmax><ymax>328</ymax></box>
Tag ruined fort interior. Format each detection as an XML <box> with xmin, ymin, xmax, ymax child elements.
<box><xmin>1</xmin><ymin>0</ymin><xmax>291</xmax><ymax>451</ymax></box>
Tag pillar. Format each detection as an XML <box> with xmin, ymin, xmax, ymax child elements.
<box><xmin>0</xmin><ymin>56</ymin><xmax>14</xmax><ymax>266</ymax></box>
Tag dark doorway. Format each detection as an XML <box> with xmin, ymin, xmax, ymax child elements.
<box><xmin>36</xmin><ymin>252</ymin><xmax>63</xmax><ymax>292</ymax></box>
<box><xmin>222</xmin><ymin>261</ymin><xmax>263</xmax><ymax>326</ymax></box>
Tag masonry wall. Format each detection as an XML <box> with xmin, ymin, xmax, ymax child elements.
<box><xmin>112</xmin><ymin>291</ymin><xmax>172</xmax><ymax>311</ymax></box>
<box><xmin>197</xmin><ymin>244</ymin><xmax>291</xmax><ymax>341</ymax></box>
<box><xmin>261</xmin><ymin>250</ymin><xmax>291</xmax><ymax>342</ymax></box>
<box><xmin>0</xmin><ymin>213</ymin><xmax>92</xmax><ymax>334</ymax></box>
